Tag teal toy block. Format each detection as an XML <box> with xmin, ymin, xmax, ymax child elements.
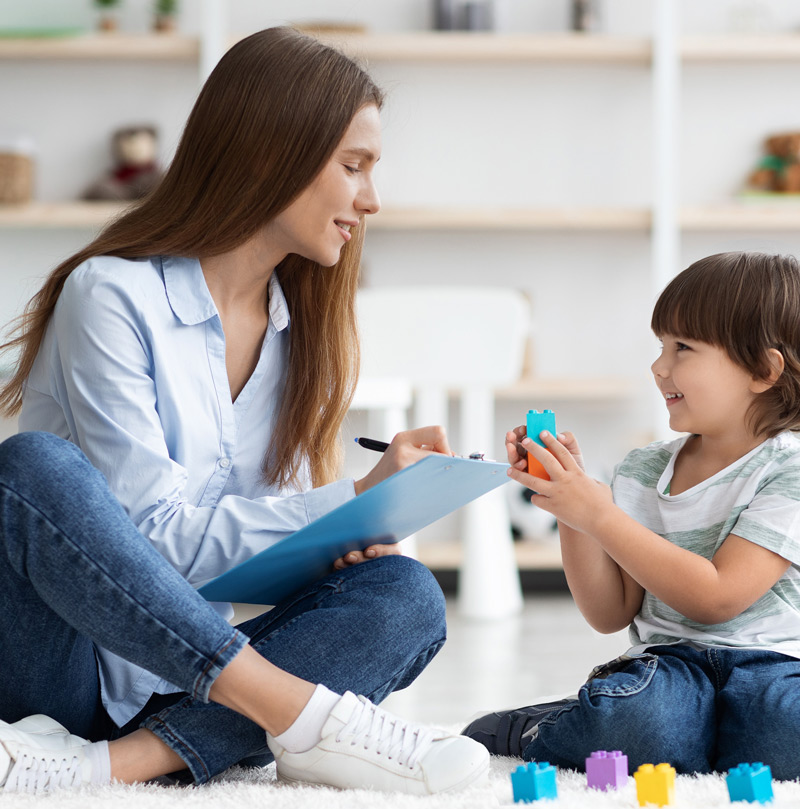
<box><xmin>525</xmin><ymin>409</ymin><xmax>556</xmax><ymax>448</ymax></box>
<box><xmin>726</xmin><ymin>762</ymin><xmax>774</xmax><ymax>804</ymax></box>
<box><xmin>511</xmin><ymin>761</ymin><xmax>558</xmax><ymax>802</ymax></box>
<box><xmin>525</xmin><ymin>409</ymin><xmax>556</xmax><ymax>479</ymax></box>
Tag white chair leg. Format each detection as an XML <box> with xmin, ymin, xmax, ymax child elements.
<box><xmin>457</xmin><ymin>387</ymin><xmax>523</xmax><ymax>619</ymax></box>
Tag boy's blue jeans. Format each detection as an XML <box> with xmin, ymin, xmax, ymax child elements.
<box><xmin>0</xmin><ymin>432</ymin><xmax>446</xmax><ymax>784</ymax></box>
<box><xmin>524</xmin><ymin>643</ymin><xmax>800</xmax><ymax>780</ymax></box>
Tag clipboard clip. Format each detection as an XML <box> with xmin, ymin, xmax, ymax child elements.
<box><xmin>467</xmin><ymin>451</ymin><xmax>498</xmax><ymax>462</ymax></box>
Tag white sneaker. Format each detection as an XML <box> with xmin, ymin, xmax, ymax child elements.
<box><xmin>267</xmin><ymin>692</ymin><xmax>489</xmax><ymax>795</ymax></box>
<box><xmin>0</xmin><ymin>715</ymin><xmax>97</xmax><ymax>793</ymax></box>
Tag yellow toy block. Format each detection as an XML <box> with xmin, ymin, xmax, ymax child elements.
<box><xmin>634</xmin><ymin>763</ymin><xmax>676</xmax><ymax>806</ymax></box>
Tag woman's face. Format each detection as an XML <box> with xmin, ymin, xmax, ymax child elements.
<box><xmin>267</xmin><ymin>104</ymin><xmax>382</xmax><ymax>267</ymax></box>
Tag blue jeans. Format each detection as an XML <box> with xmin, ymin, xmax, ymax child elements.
<box><xmin>0</xmin><ymin>432</ymin><xmax>446</xmax><ymax>784</ymax></box>
<box><xmin>523</xmin><ymin>644</ymin><xmax>800</xmax><ymax>781</ymax></box>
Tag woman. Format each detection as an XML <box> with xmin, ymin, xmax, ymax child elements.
<box><xmin>0</xmin><ymin>27</ymin><xmax>488</xmax><ymax>795</ymax></box>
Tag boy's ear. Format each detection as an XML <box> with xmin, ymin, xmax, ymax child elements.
<box><xmin>751</xmin><ymin>348</ymin><xmax>785</xmax><ymax>393</ymax></box>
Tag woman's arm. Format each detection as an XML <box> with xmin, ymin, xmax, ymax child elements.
<box><xmin>516</xmin><ymin>432</ymin><xmax>791</xmax><ymax>625</ymax></box>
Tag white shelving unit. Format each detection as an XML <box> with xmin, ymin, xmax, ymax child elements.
<box><xmin>4</xmin><ymin>1</ymin><xmax>800</xmax><ymax>570</ymax></box>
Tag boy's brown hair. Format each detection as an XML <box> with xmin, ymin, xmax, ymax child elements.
<box><xmin>651</xmin><ymin>251</ymin><xmax>800</xmax><ymax>438</ymax></box>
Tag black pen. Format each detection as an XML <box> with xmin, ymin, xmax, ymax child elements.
<box><xmin>354</xmin><ymin>437</ymin><xmax>390</xmax><ymax>452</ymax></box>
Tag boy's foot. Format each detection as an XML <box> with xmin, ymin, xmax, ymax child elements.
<box><xmin>0</xmin><ymin>715</ymin><xmax>107</xmax><ymax>793</ymax></box>
<box><xmin>267</xmin><ymin>691</ymin><xmax>489</xmax><ymax>794</ymax></box>
<box><xmin>460</xmin><ymin>699</ymin><xmax>574</xmax><ymax>757</ymax></box>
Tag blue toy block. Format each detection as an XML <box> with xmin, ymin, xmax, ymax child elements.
<box><xmin>726</xmin><ymin>762</ymin><xmax>774</xmax><ymax>804</ymax></box>
<box><xmin>511</xmin><ymin>762</ymin><xmax>558</xmax><ymax>802</ymax></box>
<box><xmin>525</xmin><ymin>409</ymin><xmax>556</xmax><ymax>448</ymax></box>
<box><xmin>525</xmin><ymin>409</ymin><xmax>556</xmax><ymax>479</ymax></box>
<box><xmin>586</xmin><ymin>750</ymin><xmax>628</xmax><ymax>791</ymax></box>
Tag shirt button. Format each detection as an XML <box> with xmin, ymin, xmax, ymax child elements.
<box><xmin>219</xmin><ymin>458</ymin><xmax>231</xmax><ymax>469</ymax></box>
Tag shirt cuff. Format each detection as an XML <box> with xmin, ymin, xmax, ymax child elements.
<box><xmin>304</xmin><ymin>477</ymin><xmax>357</xmax><ymax>524</ymax></box>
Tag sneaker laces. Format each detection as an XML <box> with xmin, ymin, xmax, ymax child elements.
<box><xmin>337</xmin><ymin>697</ymin><xmax>435</xmax><ymax>770</ymax></box>
<box><xmin>3</xmin><ymin>751</ymin><xmax>83</xmax><ymax>793</ymax></box>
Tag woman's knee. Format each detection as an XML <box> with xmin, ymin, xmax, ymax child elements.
<box><xmin>358</xmin><ymin>555</ymin><xmax>446</xmax><ymax>639</ymax></box>
<box><xmin>0</xmin><ymin>432</ymin><xmax>91</xmax><ymax>495</ymax></box>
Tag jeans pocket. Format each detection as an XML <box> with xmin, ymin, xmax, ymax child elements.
<box><xmin>584</xmin><ymin>653</ymin><xmax>660</xmax><ymax>698</ymax></box>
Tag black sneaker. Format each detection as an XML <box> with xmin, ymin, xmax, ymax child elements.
<box><xmin>460</xmin><ymin>699</ymin><xmax>573</xmax><ymax>758</ymax></box>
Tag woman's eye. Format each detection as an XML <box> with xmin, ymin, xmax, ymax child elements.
<box><xmin>344</xmin><ymin>165</ymin><xmax>360</xmax><ymax>174</ymax></box>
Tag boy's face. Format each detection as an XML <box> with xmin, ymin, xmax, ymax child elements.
<box><xmin>651</xmin><ymin>335</ymin><xmax>763</xmax><ymax>439</ymax></box>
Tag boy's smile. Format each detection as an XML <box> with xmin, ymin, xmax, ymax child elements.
<box><xmin>651</xmin><ymin>335</ymin><xmax>763</xmax><ymax>439</ymax></box>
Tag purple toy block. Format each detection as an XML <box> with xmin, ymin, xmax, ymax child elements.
<box><xmin>586</xmin><ymin>750</ymin><xmax>629</xmax><ymax>791</ymax></box>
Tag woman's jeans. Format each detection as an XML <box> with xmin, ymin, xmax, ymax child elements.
<box><xmin>524</xmin><ymin>644</ymin><xmax>800</xmax><ymax>781</ymax></box>
<box><xmin>0</xmin><ymin>432</ymin><xmax>447</xmax><ymax>784</ymax></box>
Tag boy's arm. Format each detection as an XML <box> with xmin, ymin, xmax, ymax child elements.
<box><xmin>516</xmin><ymin>433</ymin><xmax>791</xmax><ymax>625</ymax></box>
<box><xmin>506</xmin><ymin>429</ymin><xmax>643</xmax><ymax>632</ymax></box>
<box><xmin>558</xmin><ymin>520</ymin><xmax>645</xmax><ymax>633</ymax></box>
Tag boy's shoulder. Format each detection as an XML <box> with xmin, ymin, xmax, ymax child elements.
<box><xmin>614</xmin><ymin>436</ymin><xmax>686</xmax><ymax>483</ymax></box>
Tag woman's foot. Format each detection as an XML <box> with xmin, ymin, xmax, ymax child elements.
<box><xmin>0</xmin><ymin>715</ymin><xmax>110</xmax><ymax>793</ymax></box>
<box><xmin>268</xmin><ymin>691</ymin><xmax>489</xmax><ymax>794</ymax></box>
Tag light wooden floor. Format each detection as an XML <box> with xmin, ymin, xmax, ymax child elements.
<box><xmin>382</xmin><ymin>595</ymin><xmax>630</xmax><ymax>726</ymax></box>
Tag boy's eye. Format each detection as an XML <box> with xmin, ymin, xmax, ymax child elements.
<box><xmin>676</xmin><ymin>342</ymin><xmax>689</xmax><ymax>351</ymax></box>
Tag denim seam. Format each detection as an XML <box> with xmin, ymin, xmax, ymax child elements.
<box><xmin>585</xmin><ymin>655</ymin><xmax>659</xmax><ymax>697</ymax></box>
<box><xmin>191</xmin><ymin>629</ymin><xmax>245</xmax><ymax>702</ymax></box>
<box><xmin>0</xmin><ymin>483</ymin><xmax>240</xmax><ymax>693</ymax></box>
<box><xmin>536</xmin><ymin>699</ymin><xmax>579</xmax><ymax>731</ymax></box>
<box><xmin>708</xmin><ymin>648</ymin><xmax>723</xmax><ymax>691</ymax></box>
<box><xmin>144</xmin><ymin>711</ymin><xmax>210</xmax><ymax>784</ymax></box>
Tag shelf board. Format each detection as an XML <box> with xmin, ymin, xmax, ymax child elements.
<box><xmin>0</xmin><ymin>33</ymin><xmax>199</xmax><ymax>60</ymax></box>
<box><xmin>681</xmin><ymin>34</ymin><xmax>800</xmax><ymax>62</ymax></box>
<box><xmin>0</xmin><ymin>201</ymin><xmax>127</xmax><ymax>228</ymax></box>
<box><xmin>370</xmin><ymin>206</ymin><xmax>651</xmax><ymax>231</ymax></box>
<box><xmin>496</xmin><ymin>376</ymin><xmax>635</xmax><ymax>401</ymax></box>
<box><xmin>417</xmin><ymin>539</ymin><xmax>563</xmax><ymax>571</ymax></box>
<box><xmin>681</xmin><ymin>202</ymin><xmax>800</xmax><ymax>230</ymax></box>
<box><xmin>308</xmin><ymin>32</ymin><xmax>651</xmax><ymax>64</ymax></box>
<box><xmin>0</xmin><ymin>202</ymin><xmax>651</xmax><ymax>231</ymax></box>
<box><xmin>5</xmin><ymin>32</ymin><xmax>800</xmax><ymax>65</ymax></box>
<box><xmin>10</xmin><ymin>202</ymin><xmax>800</xmax><ymax>234</ymax></box>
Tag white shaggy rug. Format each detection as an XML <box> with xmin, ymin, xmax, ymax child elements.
<box><xmin>5</xmin><ymin>754</ymin><xmax>800</xmax><ymax>808</ymax></box>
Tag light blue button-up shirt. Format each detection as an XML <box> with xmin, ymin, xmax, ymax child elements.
<box><xmin>20</xmin><ymin>255</ymin><xmax>356</xmax><ymax>726</ymax></box>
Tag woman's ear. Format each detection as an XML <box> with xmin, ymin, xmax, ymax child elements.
<box><xmin>751</xmin><ymin>348</ymin><xmax>785</xmax><ymax>393</ymax></box>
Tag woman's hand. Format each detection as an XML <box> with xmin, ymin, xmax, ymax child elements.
<box><xmin>333</xmin><ymin>543</ymin><xmax>403</xmax><ymax>570</ymax></box>
<box><xmin>507</xmin><ymin>430</ymin><xmax>611</xmax><ymax>534</ymax></box>
<box><xmin>353</xmin><ymin>425</ymin><xmax>453</xmax><ymax>496</ymax></box>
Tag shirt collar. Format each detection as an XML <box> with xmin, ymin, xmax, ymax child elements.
<box><xmin>160</xmin><ymin>255</ymin><xmax>290</xmax><ymax>332</ymax></box>
<box><xmin>161</xmin><ymin>255</ymin><xmax>218</xmax><ymax>326</ymax></box>
<box><xmin>267</xmin><ymin>272</ymin><xmax>290</xmax><ymax>332</ymax></box>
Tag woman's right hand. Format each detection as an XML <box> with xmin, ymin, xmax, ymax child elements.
<box><xmin>353</xmin><ymin>426</ymin><xmax>453</xmax><ymax>496</ymax></box>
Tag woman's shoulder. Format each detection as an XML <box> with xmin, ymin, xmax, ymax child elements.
<box><xmin>66</xmin><ymin>255</ymin><xmax>161</xmax><ymax>292</ymax></box>
<box><xmin>60</xmin><ymin>255</ymin><xmax>168</xmax><ymax>316</ymax></box>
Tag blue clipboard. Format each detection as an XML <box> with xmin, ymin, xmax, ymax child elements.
<box><xmin>198</xmin><ymin>454</ymin><xmax>510</xmax><ymax>605</ymax></box>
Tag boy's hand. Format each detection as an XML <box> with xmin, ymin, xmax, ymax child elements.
<box><xmin>504</xmin><ymin>427</ymin><xmax>586</xmax><ymax>472</ymax></box>
<box><xmin>507</xmin><ymin>430</ymin><xmax>612</xmax><ymax>533</ymax></box>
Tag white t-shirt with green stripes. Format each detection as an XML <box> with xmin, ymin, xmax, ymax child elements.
<box><xmin>611</xmin><ymin>432</ymin><xmax>800</xmax><ymax>658</ymax></box>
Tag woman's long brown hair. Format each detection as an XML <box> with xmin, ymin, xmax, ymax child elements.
<box><xmin>0</xmin><ymin>27</ymin><xmax>384</xmax><ymax>489</ymax></box>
